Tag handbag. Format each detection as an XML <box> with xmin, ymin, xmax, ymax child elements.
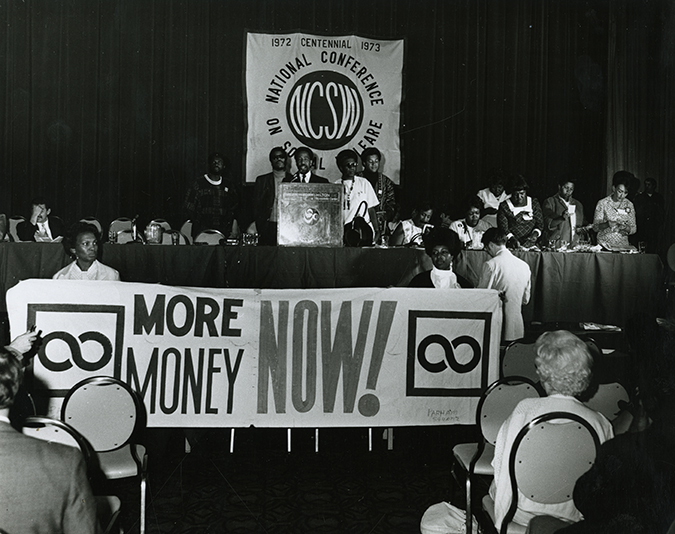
<box><xmin>420</xmin><ymin>502</ymin><xmax>477</xmax><ymax>534</ymax></box>
<box><xmin>344</xmin><ymin>201</ymin><xmax>374</xmax><ymax>247</ymax></box>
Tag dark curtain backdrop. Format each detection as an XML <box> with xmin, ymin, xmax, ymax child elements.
<box><xmin>0</xmin><ymin>0</ymin><xmax>671</xmax><ymax>242</ymax></box>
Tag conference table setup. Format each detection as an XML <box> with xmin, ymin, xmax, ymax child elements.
<box><xmin>0</xmin><ymin>241</ymin><xmax>664</xmax><ymax>327</ymax></box>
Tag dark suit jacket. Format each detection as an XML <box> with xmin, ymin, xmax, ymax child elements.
<box><xmin>542</xmin><ymin>194</ymin><xmax>585</xmax><ymax>243</ymax></box>
<box><xmin>408</xmin><ymin>270</ymin><xmax>473</xmax><ymax>288</ymax></box>
<box><xmin>16</xmin><ymin>216</ymin><xmax>66</xmax><ymax>242</ymax></box>
<box><xmin>253</xmin><ymin>171</ymin><xmax>294</xmax><ymax>230</ymax></box>
<box><xmin>287</xmin><ymin>172</ymin><xmax>329</xmax><ymax>184</ymax></box>
<box><xmin>0</xmin><ymin>422</ymin><xmax>100</xmax><ymax>533</ymax></box>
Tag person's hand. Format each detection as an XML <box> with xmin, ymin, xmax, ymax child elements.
<box><xmin>506</xmin><ymin>236</ymin><xmax>520</xmax><ymax>249</ymax></box>
<box><xmin>30</xmin><ymin>204</ymin><xmax>43</xmax><ymax>225</ymax></box>
<box><xmin>498</xmin><ymin>291</ymin><xmax>507</xmax><ymax>302</ymax></box>
<box><xmin>8</xmin><ymin>330</ymin><xmax>38</xmax><ymax>355</ymax></box>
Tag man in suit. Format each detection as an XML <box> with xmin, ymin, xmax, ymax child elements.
<box><xmin>0</xmin><ymin>343</ymin><xmax>100</xmax><ymax>533</ymax></box>
<box><xmin>542</xmin><ymin>176</ymin><xmax>587</xmax><ymax>246</ymax></box>
<box><xmin>290</xmin><ymin>147</ymin><xmax>328</xmax><ymax>183</ymax></box>
<box><xmin>17</xmin><ymin>197</ymin><xmax>66</xmax><ymax>242</ymax></box>
<box><xmin>478</xmin><ymin>228</ymin><xmax>531</xmax><ymax>342</ymax></box>
<box><xmin>249</xmin><ymin>146</ymin><xmax>295</xmax><ymax>245</ymax></box>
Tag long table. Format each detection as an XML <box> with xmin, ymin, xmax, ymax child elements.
<box><xmin>0</xmin><ymin>242</ymin><xmax>664</xmax><ymax>326</ymax></box>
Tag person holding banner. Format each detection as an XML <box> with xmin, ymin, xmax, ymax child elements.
<box><xmin>53</xmin><ymin>222</ymin><xmax>120</xmax><ymax>281</ymax></box>
<box><xmin>478</xmin><ymin>228</ymin><xmax>531</xmax><ymax>342</ymax></box>
<box><xmin>290</xmin><ymin>147</ymin><xmax>329</xmax><ymax>184</ymax></box>
<box><xmin>338</xmin><ymin>149</ymin><xmax>381</xmax><ymax>246</ymax></box>
<box><xmin>409</xmin><ymin>226</ymin><xmax>472</xmax><ymax>288</ymax></box>
<box><xmin>249</xmin><ymin>146</ymin><xmax>295</xmax><ymax>245</ymax></box>
<box><xmin>184</xmin><ymin>152</ymin><xmax>241</xmax><ymax>239</ymax></box>
<box><xmin>0</xmin><ymin>346</ymin><xmax>101</xmax><ymax>534</ymax></box>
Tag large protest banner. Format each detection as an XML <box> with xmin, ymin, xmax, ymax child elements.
<box><xmin>7</xmin><ymin>281</ymin><xmax>501</xmax><ymax>428</ymax></box>
<box><xmin>245</xmin><ymin>32</ymin><xmax>404</xmax><ymax>183</ymax></box>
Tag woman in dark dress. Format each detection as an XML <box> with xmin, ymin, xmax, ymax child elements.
<box><xmin>409</xmin><ymin>226</ymin><xmax>472</xmax><ymax>288</ymax></box>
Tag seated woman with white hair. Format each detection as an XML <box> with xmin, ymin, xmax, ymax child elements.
<box><xmin>489</xmin><ymin>330</ymin><xmax>614</xmax><ymax>531</ymax></box>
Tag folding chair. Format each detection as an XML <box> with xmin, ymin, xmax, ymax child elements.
<box><xmin>23</xmin><ymin>416</ymin><xmax>122</xmax><ymax>534</ymax></box>
<box><xmin>108</xmin><ymin>218</ymin><xmax>133</xmax><ymax>242</ymax></box>
<box><xmin>161</xmin><ymin>230</ymin><xmax>190</xmax><ymax>245</ymax></box>
<box><xmin>180</xmin><ymin>220</ymin><xmax>193</xmax><ymax>244</ymax></box>
<box><xmin>482</xmin><ymin>411</ymin><xmax>601</xmax><ymax>534</ymax></box>
<box><xmin>583</xmin><ymin>382</ymin><xmax>629</xmax><ymax>421</ymax></box>
<box><xmin>150</xmin><ymin>218</ymin><xmax>171</xmax><ymax>231</ymax></box>
<box><xmin>80</xmin><ymin>217</ymin><xmax>103</xmax><ymax>235</ymax></box>
<box><xmin>62</xmin><ymin>376</ymin><xmax>147</xmax><ymax>534</ymax></box>
<box><xmin>8</xmin><ymin>215</ymin><xmax>25</xmax><ymax>242</ymax></box>
<box><xmin>194</xmin><ymin>229</ymin><xmax>225</xmax><ymax>245</ymax></box>
<box><xmin>452</xmin><ymin>376</ymin><xmax>541</xmax><ymax>534</ymax></box>
<box><xmin>501</xmin><ymin>341</ymin><xmax>538</xmax><ymax>383</ymax></box>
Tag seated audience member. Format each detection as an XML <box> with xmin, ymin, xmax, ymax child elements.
<box><xmin>390</xmin><ymin>201</ymin><xmax>433</xmax><ymax>247</ymax></box>
<box><xmin>477</xmin><ymin>168</ymin><xmax>510</xmax><ymax>227</ymax></box>
<box><xmin>290</xmin><ymin>146</ymin><xmax>328</xmax><ymax>183</ymax></box>
<box><xmin>633</xmin><ymin>176</ymin><xmax>665</xmax><ymax>254</ymax></box>
<box><xmin>358</xmin><ymin>147</ymin><xmax>396</xmax><ymax>223</ymax></box>
<box><xmin>53</xmin><ymin>222</ymin><xmax>120</xmax><ymax>280</ymax></box>
<box><xmin>17</xmin><ymin>197</ymin><xmax>66</xmax><ymax>242</ymax></box>
<box><xmin>409</xmin><ymin>226</ymin><xmax>472</xmax><ymax>288</ymax></box>
<box><xmin>592</xmin><ymin>171</ymin><xmax>637</xmax><ymax>251</ymax></box>
<box><xmin>0</xmin><ymin>213</ymin><xmax>6</xmax><ymax>241</ymax></box>
<box><xmin>489</xmin><ymin>330</ymin><xmax>614</xmax><ymax>532</ymax></box>
<box><xmin>184</xmin><ymin>152</ymin><xmax>241</xmax><ymax>239</ymax></box>
<box><xmin>248</xmin><ymin>146</ymin><xmax>294</xmax><ymax>245</ymax></box>
<box><xmin>497</xmin><ymin>175</ymin><xmax>544</xmax><ymax>248</ymax></box>
<box><xmin>0</xmin><ymin>347</ymin><xmax>101</xmax><ymax>534</ymax></box>
<box><xmin>528</xmin><ymin>324</ymin><xmax>675</xmax><ymax>534</ymax></box>
<box><xmin>542</xmin><ymin>176</ymin><xmax>588</xmax><ymax>246</ymax></box>
<box><xmin>478</xmin><ymin>228</ymin><xmax>531</xmax><ymax>342</ymax></box>
<box><xmin>339</xmin><ymin>149</ymin><xmax>380</xmax><ymax>245</ymax></box>
<box><xmin>449</xmin><ymin>197</ymin><xmax>490</xmax><ymax>249</ymax></box>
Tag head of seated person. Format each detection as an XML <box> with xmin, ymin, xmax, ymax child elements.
<box><xmin>486</xmin><ymin>168</ymin><xmax>508</xmax><ymax>199</ymax></box>
<box><xmin>423</xmin><ymin>226</ymin><xmax>462</xmax><ymax>271</ymax></box>
<box><xmin>0</xmin><ymin>348</ymin><xmax>23</xmax><ymax>413</ymax></box>
<box><xmin>63</xmin><ymin>222</ymin><xmax>101</xmax><ymax>271</ymax></box>
<box><xmin>507</xmin><ymin>175</ymin><xmax>531</xmax><ymax>207</ymax></box>
<box><xmin>392</xmin><ymin>201</ymin><xmax>434</xmax><ymax>246</ymax></box>
<box><xmin>534</xmin><ymin>330</ymin><xmax>593</xmax><ymax>397</ymax></box>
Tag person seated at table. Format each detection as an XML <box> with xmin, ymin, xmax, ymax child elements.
<box><xmin>17</xmin><ymin>197</ymin><xmax>66</xmax><ymax>242</ymax></box>
<box><xmin>437</xmin><ymin>203</ymin><xmax>453</xmax><ymax>229</ymax></box>
<box><xmin>497</xmin><ymin>175</ymin><xmax>543</xmax><ymax>248</ymax></box>
<box><xmin>390</xmin><ymin>201</ymin><xmax>433</xmax><ymax>247</ymax></box>
<box><xmin>592</xmin><ymin>171</ymin><xmax>637</xmax><ymax>251</ymax></box>
<box><xmin>184</xmin><ymin>152</ymin><xmax>241</xmax><ymax>239</ymax></box>
<box><xmin>0</xmin><ymin>346</ymin><xmax>101</xmax><ymax>534</ymax></box>
<box><xmin>53</xmin><ymin>222</ymin><xmax>120</xmax><ymax>281</ymax></box>
<box><xmin>489</xmin><ymin>330</ymin><xmax>614</xmax><ymax>532</ymax></box>
<box><xmin>358</xmin><ymin>147</ymin><xmax>396</xmax><ymax>223</ymax></box>
<box><xmin>290</xmin><ymin>146</ymin><xmax>329</xmax><ymax>183</ymax></box>
<box><xmin>449</xmin><ymin>197</ymin><xmax>491</xmax><ymax>250</ymax></box>
<box><xmin>339</xmin><ymin>149</ymin><xmax>381</xmax><ymax>246</ymax></box>
<box><xmin>478</xmin><ymin>228</ymin><xmax>531</xmax><ymax>342</ymax></box>
<box><xmin>247</xmin><ymin>146</ymin><xmax>295</xmax><ymax>245</ymax></box>
<box><xmin>477</xmin><ymin>168</ymin><xmax>510</xmax><ymax>228</ymax></box>
<box><xmin>527</xmin><ymin>323</ymin><xmax>675</xmax><ymax>534</ymax></box>
<box><xmin>542</xmin><ymin>175</ymin><xmax>590</xmax><ymax>247</ymax></box>
<box><xmin>409</xmin><ymin>226</ymin><xmax>472</xmax><ymax>288</ymax></box>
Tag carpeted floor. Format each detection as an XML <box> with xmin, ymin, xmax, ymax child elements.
<box><xmin>110</xmin><ymin>425</ymin><xmax>481</xmax><ymax>534</ymax></box>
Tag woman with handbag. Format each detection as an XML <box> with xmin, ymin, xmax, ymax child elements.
<box><xmin>338</xmin><ymin>149</ymin><xmax>381</xmax><ymax>246</ymax></box>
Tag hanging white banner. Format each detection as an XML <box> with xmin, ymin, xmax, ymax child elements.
<box><xmin>244</xmin><ymin>32</ymin><xmax>404</xmax><ymax>183</ymax></box>
<box><xmin>7</xmin><ymin>281</ymin><xmax>501</xmax><ymax>428</ymax></box>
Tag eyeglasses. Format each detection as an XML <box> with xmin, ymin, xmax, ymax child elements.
<box><xmin>344</xmin><ymin>162</ymin><xmax>358</xmax><ymax>168</ymax></box>
<box><xmin>431</xmin><ymin>248</ymin><xmax>451</xmax><ymax>257</ymax></box>
<box><xmin>271</xmin><ymin>155</ymin><xmax>286</xmax><ymax>160</ymax></box>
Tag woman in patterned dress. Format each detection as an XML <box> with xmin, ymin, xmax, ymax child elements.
<box><xmin>593</xmin><ymin>171</ymin><xmax>637</xmax><ymax>251</ymax></box>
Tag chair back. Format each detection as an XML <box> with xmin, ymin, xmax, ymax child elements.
<box><xmin>150</xmin><ymin>218</ymin><xmax>171</xmax><ymax>231</ymax></box>
<box><xmin>584</xmin><ymin>382</ymin><xmax>629</xmax><ymax>421</ymax></box>
<box><xmin>161</xmin><ymin>230</ymin><xmax>189</xmax><ymax>245</ymax></box>
<box><xmin>479</xmin><ymin>377</ymin><xmax>541</xmax><ymax>445</ymax></box>
<box><xmin>501</xmin><ymin>341</ymin><xmax>538</xmax><ymax>383</ymax></box>
<box><xmin>8</xmin><ymin>215</ymin><xmax>25</xmax><ymax>242</ymax></box>
<box><xmin>108</xmin><ymin>217</ymin><xmax>133</xmax><ymax>238</ymax></box>
<box><xmin>180</xmin><ymin>220</ymin><xmax>193</xmax><ymax>244</ymax></box>
<box><xmin>61</xmin><ymin>376</ymin><xmax>145</xmax><ymax>453</ymax></box>
<box><xmin>194</xmin><ymin>229</ymin><xmax>225</xmax><ymax>245</ymax></box>
<box><xmin>116</xmin><ymin>229</ymin><xmax>136</xmax><ymax>244</ymax></box>
<box><xmin>80</xmin><ymin>217</ymin><xmax>103</xmax><ymax>235</ymax></box>
<box><xmin>503</xmin><ymin>411</ymin><xmax>600</xmax><ymax>532</ymax></box>
<box><xmin>22</xmin><ymin>416</ymin><xmax>95</xmax><ymax>471</ymax></box>
<box><xmin>667</xmin><ymin>243</ymin><xmax>675</xmax><ymax>272</ymax></box>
